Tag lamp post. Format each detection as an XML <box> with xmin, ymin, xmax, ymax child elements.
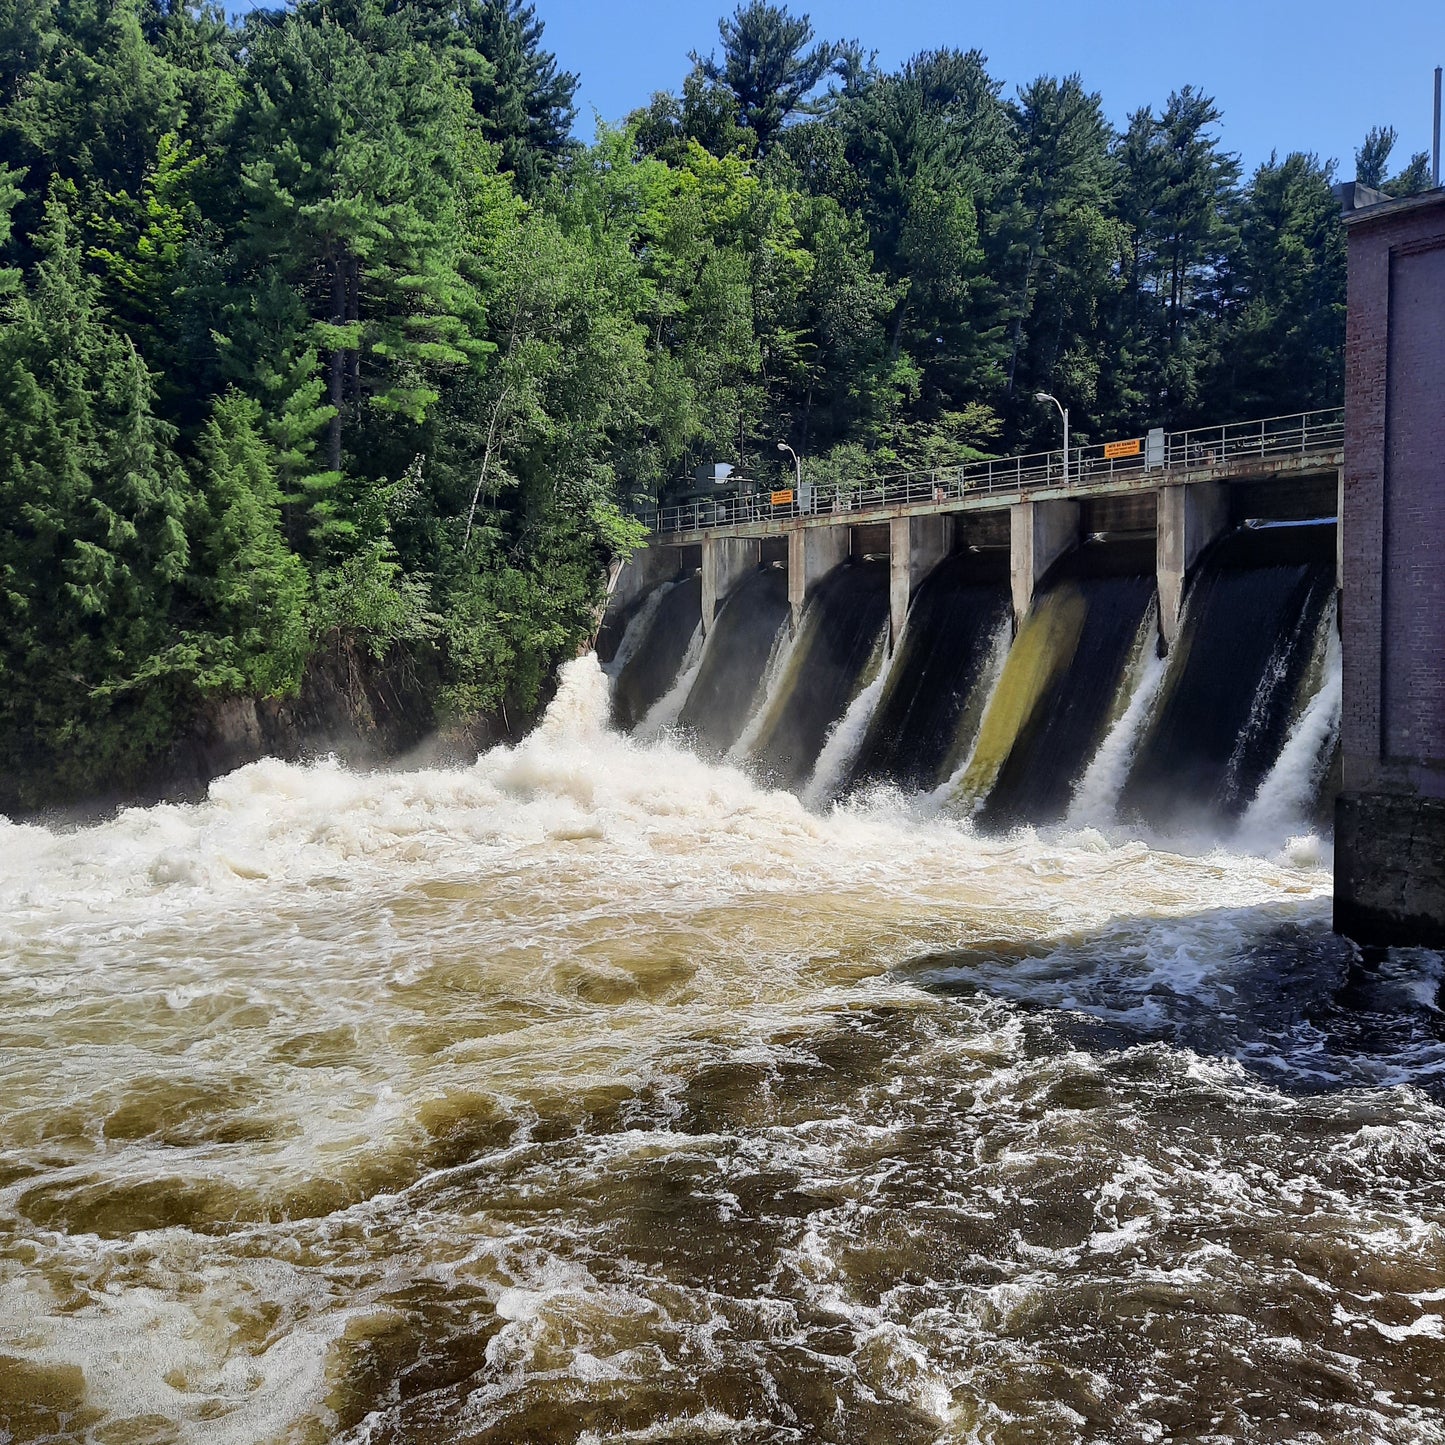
<box><xmin>1034</xmin><ymin>392</ymin><xmax>1069</xmax><ymax>486</ymax></box>
<box><xmin>776</xmin><ymin>440</ymin><xmax>801</xmax><ymax>490</ymax></box>
<box><xmin>776</xmin><ymin>440</ymin><xmax>805</xmax><ymax>512</ymax></box>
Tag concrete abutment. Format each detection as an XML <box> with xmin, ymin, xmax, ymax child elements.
<box><xmin>787</xmin><ymin>523</ymin><xmax>850</xmax><ymax>628</ymax></box>
<box><xmin>1156</xmin><ymin>482</ymin><xmax>1228</xmax><ymax>648</ymax></box>
<box><xmin>1010</xmin><ymin>500</ymin><xmax>1079</xmax><ymax>626</ymax></box>
<box><xmin>889</xmin><ymin>515</ymin><xmax>953</xmax><ymax>648</ymax></box>
<box><xmin>701</xmin><ymin>535</ymin><xmax>760</xmax><ymax>633</ymax></box>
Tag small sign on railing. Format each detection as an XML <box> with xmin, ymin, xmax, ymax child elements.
<box><xmin>770</xmin><ymin>489</ymin><xmax>795</xmax><ymax>506</ymax></box>
<box><xmin>1103</xmin><ymin>437</ymin><xmax>1142</xmax><ymax>460</ymax></box>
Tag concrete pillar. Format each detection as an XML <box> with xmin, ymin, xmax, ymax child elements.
<box><xmin>1156</xmin><ymin>482</ymin><xmax>1228</xmax><ymax>648</ymax></box>
<box><xmin>1010</xmin><ymin>500</ymin><xmax>1079</xmax><ymax>625</ymax></box>
<box><xmin>787</xmin><ymin>523</ymin><xmax>850</xmax><ymax>627</ymax></box>
<box><xmin>700</xmin><ymin>535</ymin><xmax>759</xmax><ymax>633</ymax></box>
<box><xmin>889</xmin><ymin>515</ymin><xmax>953</xmax><ymax>648</ymax></box>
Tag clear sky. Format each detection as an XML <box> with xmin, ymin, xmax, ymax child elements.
<box><xmin>541</xmin><ymin>0</ymin><xmax>1445</xmax><ymax>179</ymax></box>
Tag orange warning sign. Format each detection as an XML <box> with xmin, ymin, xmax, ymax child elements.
<box><xmin>1103</xmin><ymin>437</ymin><xmax>1142</xmax><ymax>459</ymax></box>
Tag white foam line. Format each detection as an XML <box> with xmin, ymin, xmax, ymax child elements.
<box><xmin>726</xmin><ymin>614</ymin><xmax>799</xmax><ymax>763</ymax></box>
<box><xmin>802</xmin><ymin>626</ymin><xmax>892</xmax><ymax>810</ymax></box>
<box><xmin>1066</xmin><ymin>604</ymin><xmax>1167</xmax><ymax>830</ymax></box>
<box><xmin>633</xmin><ymin>622</ymin><xmax>706</xmax><ymax>741</ymax></box>
<box><xmin>1237</xmin><ymin>600</ymin><xmax>1341</xmax><ymax>855</ymax></box>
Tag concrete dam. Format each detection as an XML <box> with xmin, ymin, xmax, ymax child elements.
<box><xmin>600</xmin><ymin>411</ymin><xmax>1345</xmax><ymax>843</ymax></box>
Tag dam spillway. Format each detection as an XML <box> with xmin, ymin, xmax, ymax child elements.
<box><xmin>603</xmin><ymin>456</ymin><xmax>1345</xmax><ymax>844</ymax></box>
<box><xmin>845</xmin><ymin>550</ymin><xmax>1012</xmax><ymax>797</ymax></box>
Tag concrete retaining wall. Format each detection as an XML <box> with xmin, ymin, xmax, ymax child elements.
<box><xmin>889</xmin><ymin>515</ymin><xmax>953</xmax><ymax>648</ymax></box>
<box><xmin>1157</xmin><ymin>482</ymin><xmax>1228</xmax><ymax>648</ymax></box>
<box><xmin>701</xmin><ymin>535</ymin><xmax>760</xmax><ymax>633</ymax></box>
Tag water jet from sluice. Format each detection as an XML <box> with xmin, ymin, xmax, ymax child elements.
<box><xmin>612</xmin><ymin>518</ymin><xmax>1343</xmax><ymax>849</ymax></box>
<box><xmin>3</xmin><ymin>643</ymin><xmax>1441</xmax><ymax>1443</ymax></box>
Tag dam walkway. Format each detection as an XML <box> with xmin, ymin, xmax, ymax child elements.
<box><xmin>616</xmin><ymin>407</ymin><xmax>1344</xmax><ymax>654</ymax></box>
<box><xmin>640</xmin><ymin>408</ymin><xmax>1343</xmax><ymax>540</ymax></box>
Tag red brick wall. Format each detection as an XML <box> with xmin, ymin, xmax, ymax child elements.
<box><xmin>1341</xmin><ymin>192</ymin><xmax>1445</xmax><ymax>800</ymax></box>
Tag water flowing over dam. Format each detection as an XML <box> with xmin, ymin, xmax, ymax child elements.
<box><xmin>6</xmin><ymin>441</ymin><xmax>1444</xmax><ymax>1440</ymax></box>
<box><xmin>2</xmin><ymin>646</ymin><xmax>1443</xmax><ymax>1441</ymax></box>
<box><xmin>608</xmin><ymin>517</ymin><xmax>1343</xmax><ymax>843</ymax></box>
<box><xmin>845</xmin><ymin>550</ymin><xmax>1012</xmax><ymax>796</ymax></box>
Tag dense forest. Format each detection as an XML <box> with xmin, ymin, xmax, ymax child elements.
<box><xmin>0</xmin><ymin>0</ymin><xmax>1431</xmax><ymax>804</ymax></box>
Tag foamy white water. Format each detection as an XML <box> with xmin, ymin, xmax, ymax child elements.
<box><xmin>1066</xmin><ymin>605</ymin><xmax>1168</xmax><ymax>830</ymax></box>
<box><xmin>801</xmin><ymin>624</ymin><xmax>892</xmax><ymax>809</ymax></box>
<box><xmin>1</xmin><ymin>655</ymin><xmax>1442</xmax><ymax>1444</ymax></box>
<box><xmin>726</xmin><ymin>613</ymin><xmax>798</xmax><ymax>763</ymax></box>
<box><xmin>633</xmin><ymin>620</ymin><xmax>705</xmax><ymax>739</ymax></box>
<box><xmin>602</xmin><ymin>577</ymin><xmax>676</xmax><ymax>679</ymax></box>
<box><xmin>929</xmin><ymin>613</ymin><xmax>1014</xmax><ymax>812</ymax></box>
<box><xmin>1238</xmin><ymin>603</ymin><xmax>1342</xmax><ymax>853</ymax></box>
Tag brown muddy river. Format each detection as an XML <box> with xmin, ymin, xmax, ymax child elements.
<box><xmin>1</xmin><ymin>659</ymin><xmax>1443</xmax><ymax>1443</ymax></box>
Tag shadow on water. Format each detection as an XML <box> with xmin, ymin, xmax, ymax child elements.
<box><xmin>897</xmin><ymin>905</ymin><xmax>1445</xmax><ymax>1098</ymax></box>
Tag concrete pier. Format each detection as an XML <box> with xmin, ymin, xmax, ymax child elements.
<box><xmin>787</xmin><ymin>523</ymin><xmax>849</xmax><ymax>627</ymax></box>
<box><xmin>1010</xmin><ymin>500</ymin><xmax>1079</xmax><ymax>625</ymax></box>
<box><xmin>1335</xmin><ymin>185</ymin><xmax>1445</xmax><ymax>947</ymax></box>
<box><xmin>1156</xmin><ymin>482</ymin><xmax>1228</xmax><ymax>647</ymax></box>
<box><xmin>700</xmin><ymin>536</ymin><xmax>759</xmax><ymax>633</ymax></box>
<box><xmin>889</xmin><ymin>515</ymin><xmax>953</xmax><ymax>648</ymax></box>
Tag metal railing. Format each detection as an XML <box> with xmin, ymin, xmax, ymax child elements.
<box><xmin>640</xmin><ymin>408</ymin><xmax>1343</xmax><ymax>536</ymax></box>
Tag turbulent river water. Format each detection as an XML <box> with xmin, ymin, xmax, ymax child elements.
<box><xmin>3</xmin><ymin>657</ymin><xmax>1444</xmax><ymax>1444</ymax></box>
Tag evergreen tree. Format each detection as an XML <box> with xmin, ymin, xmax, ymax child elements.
<box><xmin>994</xmin><ymin>74</ymin><xmax>1119</xmax><ymax>434</ymax></box>
<box><xmin>450</xmin><ymin>0</ymin><xmax>578</xmax><ymax>196</ymax></box>
<box><xmin>223</xmin><ymin>4</ymin><xmax>484</xmax><ymax>541</ymax></box>
<box><xmin>691</xmin><ymin>2</ymin><xmax>837</xmax><ymax>154</ymax></box>
<box><xmin>1207</xmin><ymin>151</ymin><xmax>1345</xmax><ymax>417</ymax></box>
<box><xmin>189</xmin><ymin>390</ymin><xmax>310</xmax><ymax>695</ymax></box>
<box><xmin>1355</xmin><ymin>125</ymin><xmax>1396</xmax><ymax>188</ymax></box>
<box><xmin>0</xmin><ymin>189</ymin><xmax>190</xmax><ymax>798</ymax></box>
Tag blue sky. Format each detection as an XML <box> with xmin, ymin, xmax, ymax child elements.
<box><xmin>541</xmin><ymin>0</ymin><xmax>1444</xmax><ymax>178</ymax></box>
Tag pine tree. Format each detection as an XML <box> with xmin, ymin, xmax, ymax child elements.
<box><xmin>1207</xmin><ymin>151</ymin><xmax>1345</xmax><ymax>416</ymax></box>
<box><xmin>452</xmin><ymin>0</ymin><xmax>578</xmax><ymax>196</ymax></box>
<box><xmin>190</xmin><ymin>390</ymin><xmax>310</xmax><ymax>695</ymax></box>
<box><xmin>691</xmin><ymin>2</ymin><xmax>837</xmax><ymax>155</ymax></box>
<box><xmin>223</xmin><ymin>4</ymin><xmax>485</xmax><ymax>547</ymax></box>
<box><xmin>0</xmin><ymin>187</ymin><xmax>191</xmax><ymax>798</ymax></box>
<box><xmin>993</xmin><ymin>74</ymin><xmax>1119</xmax><ymax>435</ymax></box>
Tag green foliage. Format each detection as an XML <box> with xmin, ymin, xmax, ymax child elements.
<box><xmin>190</xmin><ymin>391</ymin><xmax>310</xmax><ymax>694</ymax></box>
<box><xmin>690</xmin><ymin>2</ymin><xmax>839</xmax><ymax>154</ymax></box>
<box><xmin>0</xmin><ymin>0</ymin><xmax>1372</xmax><ymax>802</ymax></box>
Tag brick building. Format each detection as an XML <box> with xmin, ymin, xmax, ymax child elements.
<box><xmin>1336</xmin><ymin>185</ymin><xmax>1445</xmax><ymax>947</ymax></box>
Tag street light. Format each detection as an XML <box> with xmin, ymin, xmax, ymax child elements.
<box><xmin>776</xmin><ymin>439</ymin><xmax>808</xmax><ymax>513</ymax></box>
<box><xmin>776</xmin><ymin>440</ymin><xmax>801</xmax><ymax>491</ymax></box>
<box><xmin>1034</xmin><ymin>392</ymin><xmax>1069</xmax><ymax>486</ymax></box>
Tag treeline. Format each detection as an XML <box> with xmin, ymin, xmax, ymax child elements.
<box><xmin>0</xmin><ymin>0</ymin><xmax>1425</xmax><ymax>802</ymax></box>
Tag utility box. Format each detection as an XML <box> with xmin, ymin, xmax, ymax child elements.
<box><xmin>1145</xmin><ymin>428</ymin><xmax>1166</xmax><ymax>470</ymax></box>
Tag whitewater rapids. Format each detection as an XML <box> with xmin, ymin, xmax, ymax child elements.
<box><xmin>1</xmin><ymin>656</ymin><xmax>1443</xmax><ymax>1443</ymax></box>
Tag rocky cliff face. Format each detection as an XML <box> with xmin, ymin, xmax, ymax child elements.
<box><xmin>4</xmin><ymin>642</ymin><xmax>534</xmax><ymax>823</ymax></box>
